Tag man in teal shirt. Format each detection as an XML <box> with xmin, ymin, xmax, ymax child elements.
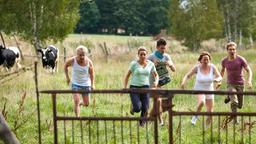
<box><xmin>148</xmin><ymin>38</ymin><xmax>176</xmax><ymax>126</ymax></box>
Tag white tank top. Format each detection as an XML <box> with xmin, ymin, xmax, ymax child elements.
<box><xmin>71</xmin><ymin>58</ymin><xmax>91</xmax><ymax>86</ymax></box>
<box><xmin>194</xmin><ymin>64</ymin><xmax>214</xmax><ymax>90</ymax></box>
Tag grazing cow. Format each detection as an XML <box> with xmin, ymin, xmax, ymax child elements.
<box><xmin>37</xmin><ymin>45</ymin><xmax>59</xmax><ymax>73</ymax></box>
<box><xmin>0</xmin><ymin>45</ymin><xmax>21</xmax><ymax>71</ymax></box>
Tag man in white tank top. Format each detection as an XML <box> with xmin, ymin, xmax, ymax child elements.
<box><xmin>181</xmin><ymin>51</ymin><xmax>222</xmax><ymax>127</ymax></box>
<box><xmin>64</xmin><ymin>45</ymin><xmax>95</xmax><ymax>117</ymax></box>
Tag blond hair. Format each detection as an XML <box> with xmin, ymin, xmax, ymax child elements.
<box><xmin>226</xmin><ymin>42</ymin><xmax>237</xmax><ymax>49</ymax></box>
<box><xmin>76</xmin><ymin>45</ymin><xmax>88</xmax><ymax>54</ymax></box>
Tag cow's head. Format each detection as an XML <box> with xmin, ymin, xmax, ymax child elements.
<box><xmin>37</xmin><ymin>47</ymin><xmax>52</xmax><ymax>65</ymax></box>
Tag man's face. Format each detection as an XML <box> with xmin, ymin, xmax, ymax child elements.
<box><xmin>227</xmin><ymin>45</ymin><xmax>236</xmax><ymax>56</ymax></box>
<box><xmin>157</xmin><ymin>45</ymin><xmax>166</xmax><ymax>54</ymax></box>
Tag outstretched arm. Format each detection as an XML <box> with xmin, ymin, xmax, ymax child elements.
<box><xmin>64</xmin><ymin>58</ymin><xmax>73</xmax><ymax>85</ymax></box>
<box><xmin>244</xmin><ymin>65</ymin><xmax>253</xmax><ymax>88</ymax></box>
<box><xmin>151</xmin><ymin>71</ymin><xmax>159</xmax><ymax>88</ymax></box>
<box><xmin>213</xmin><ymin>65</ymin><xmax>222</xmax><ymax>89</ymax></box>
<box><xmin>213</xmin><ymin>66</ymin><xmax>222</xmax><ymax>82</ymax></box>
<box><xmin>89</xmin><ymin>60</ymin><xmax>95</xmax><ymax>89</ymax></box>
<box><xmin>124</xmin><ymin>70</ymin><xmax>132</xmax><ymax>89</ymax></box>
<box><xmin>220</xmin><ymin>65</ymin><xmax>225</xmax><ymax>78</ymax></box>
<box><xmin>166</xmin><ymin>59</ymin><xmax>176</xmax><ymax>72</ymax></box>
<box><xmin>180</xmin><ymin>65</ymin><xmax>197</xmax><ymax>89</ymax></box>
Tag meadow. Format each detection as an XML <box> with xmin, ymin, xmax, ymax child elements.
<box><xmin>1</xmin><ymin>34</ymin><xmax>256</xmax><ymax>143</ymax></box>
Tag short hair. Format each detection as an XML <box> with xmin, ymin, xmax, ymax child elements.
<box><xmin>226</xmin><ymin>42</ymin><xmax>237</xmax><ymax>50</ymax></box>
<box><xmin>198</xmin><ymin>51</ymin><xmax>211</xmax><ymax>61</ymax></box>
<box><xmin>156</xmin><ymin>38</ymin><xmax>167</xmax><ymax>47</ymax></box>
<box><xmin>76</xmin><ymin>45</ymin><xmax>88</xmax><ymax>54</ymax></box>
<box><xmin>137</xmin><ymin>46</ymin><xmax>147</xmax><ymax>54</ymax></box>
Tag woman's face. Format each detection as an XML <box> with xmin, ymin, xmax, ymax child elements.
<box><xmin>200</xmin><ymin>55</ymin><xmax>210</xmax><ymax>65</ymax></box>
<box><xmin>138</xmin><ymin>50</ymin><xmax>147</xmax><ymax>61</ymax></box>
<box><xmin>77</xmin><ymin>50</ymin><xmax>85</xmax><ymax>62</ymax></box>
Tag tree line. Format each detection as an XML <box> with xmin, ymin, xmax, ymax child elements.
<box><xmin>0</xmin><ymin>0</ymin><xmax>256</xmax><ymax>51</ymax></box>
<box><xmin>170</xmin><ymin>0</ymin><xmax>256</xmax><ymax>50</ymax></box>
<box><xmin>75</xmin><ymin>0</ymin><xmax>170</xmax><ymax>36</ymax></box>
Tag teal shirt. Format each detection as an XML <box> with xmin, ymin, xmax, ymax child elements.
<box><xmin>148</xmin><ymin>52</ymin><xmax>171</xmax><ymax>79</ymax></box>
<box><xmin>129</xmin><ymin>60</ymin><xmax>156</xmax><ymax>86</ymax></box>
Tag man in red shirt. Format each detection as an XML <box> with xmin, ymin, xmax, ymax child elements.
<box><xmin>220</xmin><ymin>42</ymin><xmax>253</xmax><ymax>123</ymax></box>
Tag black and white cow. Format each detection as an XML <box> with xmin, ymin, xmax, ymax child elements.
<box><xmin>37</xmin><ymin>45</ymin><xmax>59</xmax><ymax>73</ymax></box>
<box><xmin>0</xmin><ymin>45</ymin><xmax>21</xmax><ymax>71</ymax></box>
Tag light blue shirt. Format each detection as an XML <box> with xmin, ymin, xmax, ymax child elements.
<box><xmin>129</xmin><ymin>60</ymin><xmax>156</xmax><ymax>86</ymax></box>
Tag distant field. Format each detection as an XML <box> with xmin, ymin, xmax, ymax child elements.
<box><xmin>1</xmin><ymin>34</ymin><xmax>256</xmax><ymax>143</ymax></box>
<box><xmin>68</xmin><ymin>34</ymin><xmax>151</xmax><ymax>44</ymax></box>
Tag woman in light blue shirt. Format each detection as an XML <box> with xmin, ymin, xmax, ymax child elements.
<box><xmin>124</xmin><ymin>46</ymin><xmax>159</xmax><ymax>126</ymax></box>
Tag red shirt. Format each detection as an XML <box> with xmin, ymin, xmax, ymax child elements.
<box><xmin>221</xmin><ymin>55</ymin><xmax>248</xmax><ymax>85</ymax></box>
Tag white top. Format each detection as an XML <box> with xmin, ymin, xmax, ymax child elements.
<box><xmin>71</xmin><ymin>58</ymin><xmax>91</xmax><ymax>86</ymax></box>
<box><xmin>194</xmin><ymin>64</ymin><xmax>214</xmax><ymax>91</ymax></box>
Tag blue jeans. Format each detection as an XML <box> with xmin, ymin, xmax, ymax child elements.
<box><xmin>71</xmin><ymin>84</ymin><xmax>91</xmax><ymax>96</ymax></box>
<box><xmin>130</xmin><ymin>85</ymin><xmax>150</xmax><ymax>117</ymax></box>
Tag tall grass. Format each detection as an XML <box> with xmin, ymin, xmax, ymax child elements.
<box><xmin>1</xmin><ymin>34</ymin><xmax>256</xmax><ymax>143</ymax></box>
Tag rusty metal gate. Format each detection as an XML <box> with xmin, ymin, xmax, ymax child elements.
<box><xmin>38</xmin><ymin>89</ymin><xmax>256</xmax><ymax>144</ymax></box>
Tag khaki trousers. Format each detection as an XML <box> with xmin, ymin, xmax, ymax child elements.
<box><xmin>227</xmin><ymin>84</ymin><xmax>244</xmax><ymax>109</ymax></box>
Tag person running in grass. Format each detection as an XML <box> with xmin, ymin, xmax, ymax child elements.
<box><xmin>181</xmin><ymin>51</ymin><xmax>222</xmax><ymax>126</ymax></box>
<box><xmin>64</xmin><ymin>45</ymin><xmax>95</xmax><ymax>117</ymax></box>
<box><xmin>124</xmin><ymin>46</ymin><xmax>159</xmax><ymax>126</ymax></box>
<box><xmin>220</xmin><ymin>41</ymin><xmax>252</xmax><ymax>123</ymax></box>
<box><xmin>148</xmin><ymin>38</ymin><xmax>176</xmax><ymax>126</ymax></box>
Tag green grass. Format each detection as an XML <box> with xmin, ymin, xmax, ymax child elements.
<box><xmin>1</xmin><ymin>35</ymin><xmax>256</xmax><ymax>143</ymax></box>
<box><xmin>68</xmin><ymin>34</ymin><xmax>151</xmax><ymax>44</ymax></box>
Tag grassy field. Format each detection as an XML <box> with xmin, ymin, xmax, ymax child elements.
<box><xmin>1</xmin><ymin>34</ymin><xmax>256</xmax><ymax>143</ymax></box>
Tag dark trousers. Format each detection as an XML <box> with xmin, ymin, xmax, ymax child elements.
<box><xmin>130</xmin><ymin>85</ymin><xmax>150</xmax><ymax>118</ymax></box>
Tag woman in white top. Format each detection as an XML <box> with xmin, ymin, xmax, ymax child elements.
<box><xmin>180</xmin><ymin>51</ymin><xmax>222</xmax><ymax>126</ymax></box>
<box><xmin>64</xmin><ymin>45</ymin><xmax>95</xmax><ymax>117</ymax></box>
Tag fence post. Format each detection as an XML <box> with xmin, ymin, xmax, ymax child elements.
<box><xmin>168</xmin><ymin>92</ymin><xmax>173</xmax><ymax>144</ymax></box>
<box><xmin>64</xmin><ymin>46</ymin><xmax>66</xmax><ymax>62</ymax></box>
<box><xmin>34</xmin><ymin>62</ymin><xmax>42</xmax><ymax>144</ymax></box>
<box><xmin>153</xmin><ymin>95</ymin><xmax>158</xmax><ymax>144</ymax></box>
<box><xmin>52</xmin><ymin>93</ymin><xmax>58</xmax><ymax>144</ymax></box>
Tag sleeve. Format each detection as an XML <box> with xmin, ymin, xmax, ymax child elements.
<box><xmin>147</xmin><ymin>54</ymin><xmax>154</xmax><ymax>62</ymax></box>
<box><xmin>166</xmin><ymin>54</ymin><xmax>174</xmax><ymax>65</ymax></box>
<box><xmin>240</xmin><ymin>57</ymin><xmax>248</xmax><ymax>68</ymax></box>
<box><xmin>150</xmin><ymin>62</ymin><xmax>157</xmax><ymax>73</ymax></box>
<box><xmin>129</xmin><ymin>61</ymin><xmax>136</xmax><ymax>73</ymax></box>
<box><xmin>221</xmin><ymin>58</ymin><xmax>225</xmax><ymax>68</ymax></box>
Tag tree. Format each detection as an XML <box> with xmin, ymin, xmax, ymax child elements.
<box><xmin>217</xmin><ymin>0</ymin><xmax>256</xmax><ymax>44</ymax></box>
<box><xmin>0</xmin><ymin>0</ymin><xmax>80</xmax><ymax>51</ymax></box>
<box><xmin>113</xmin><ymin>0</ymin><xmax>146</xmax><ymax>35</ymax></box>
<box><xmin>142</xmin><ymin>0</ymin><xmax>171</xmax><ymax>35</ymax></box>
<box><xmin>170</xmin><ymin>0</ymin><xmax>223</xmax><ymax>50</ymax></box>
<box><xmin>95</xmin><ymin>0</ymin><xmax>118</xmax><ymax>34</ymax></box>
<box><xmin>75</xmin><ymin>1</ymin><xmax>100</xmax><ymax>33</ymax></box>
<box><xmin>76</xmin><ymin>0</ymin><xmax>171</xmax><ymax>35</ymax></box>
